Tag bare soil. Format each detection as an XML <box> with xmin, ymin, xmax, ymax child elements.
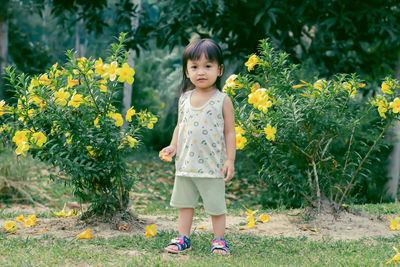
<box><xmin>0</xmin><ymin>204</ymin><xmax>398</xmax><ymax>241</ymax></box>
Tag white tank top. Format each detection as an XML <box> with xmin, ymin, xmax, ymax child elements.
<box><xmin>175</xmin><ymin>89</ymin><xmax>227</xmax><ymax>178</ymax></box>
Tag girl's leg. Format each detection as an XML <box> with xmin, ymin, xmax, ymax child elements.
<box><xmin>211</xmin><ymin>213</ymin><xmax>226</xmax><ymax>238</ymax></box>
<box><xmin>167</xmin><ymin>208</ymin><xmax>194</xmax><ymax>251</ymax></box>
<box><xmin>178</xmin><ymin>207</ymin><xmax>194</xmax><ymax>236</ymax></box>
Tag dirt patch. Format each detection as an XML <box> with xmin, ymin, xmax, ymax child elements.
<box><xmin>0</xmin><ymin>205</ymin><xmax>398</xmax><ymax>240</ymax></box>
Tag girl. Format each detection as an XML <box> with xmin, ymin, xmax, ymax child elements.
<box><xmin>160</xmin><ymin>39</ymin><xmax>235</xmax><ymax>255</ymax></box>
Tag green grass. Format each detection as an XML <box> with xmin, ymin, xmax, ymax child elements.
<box><xmin>0</xmin><ymin>231</ymin><xmax>399</xmax><ymax>266</ymax></box>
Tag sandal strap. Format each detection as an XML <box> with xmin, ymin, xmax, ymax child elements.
<box><xmin>211</xmin><ymin>238</ymin><xmax>230</xmax><ymax>254</ymax></box>
<box><xmin>167</xmin><ymin>235</ymin><xmax>191</xmax><ymax>251</ymax></box>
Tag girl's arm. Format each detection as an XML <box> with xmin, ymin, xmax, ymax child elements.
<box><xmin>222</xmin><ymin>96</ymin><xmax>236</xmax><ymax>181</ymax></box>
<box><xmin>160</xmin><ymin>98</ymin><xmax>181</xmax><ymax>157</ymax></box>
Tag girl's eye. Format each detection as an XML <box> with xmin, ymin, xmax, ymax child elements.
<box><xmin>191</xmin><ymin>66</ymin><xmax>197</xmax><ymax>69</ymax></box>
<box><xmin>206</xmin><ymin>65</ymin><xmax>212</xmax><ymax>68</ymax></box>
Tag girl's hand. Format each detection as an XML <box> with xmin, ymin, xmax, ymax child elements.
<box><xmin>222</xmin><ymin>160</ymin><xmax>234</xmax><ymax>182</ymax></box>
<box><xmin>160</xmin><ymin>145</ymin><xmax>177</xmax><ymax>157</ymax></box>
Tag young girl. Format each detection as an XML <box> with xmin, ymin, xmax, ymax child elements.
<box><xmin>160</xmin><ymin>39</ymin><xmax>235</xmax><ymax>255</ymax></box>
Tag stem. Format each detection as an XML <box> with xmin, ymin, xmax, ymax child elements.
<box><xmin>271</xmin><ymin>158</ymin><xmax>315</xmax><ymax>207</ymax></box>
<box><xmin>307</xmin><ymin>169</ymin><xmax>312</xmax><ymax>188</ymax></box>
<box><xmin>339</xmin><ymin>119</ymin><xmax>392</xmax><ymax>207</ymax></box>
<box><xmin>343</xmin><ymin>127</ymin><xmax>355</xmax><ymax>171</ymax></box>
<box><xmin>312</xmin><ymin>159</ymin><xmax>321</xmax><ymax>212</ymax></box>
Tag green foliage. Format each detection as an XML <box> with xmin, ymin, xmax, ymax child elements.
<box><xmin>1</xmin><ymin>34</ymin><xmax>157</xmax><ymax>216</ymax></box>
<box><xmin>226</xmin><ymin>39</ymin><xmax>399</xmax><ymax>211</ymax></box>
<box><xmin>131</xmin><ymin>47</ymin><xmax>183</xmax><ymax>149</ymax></box>
<box><xmin>153</xmin><ymin>0</ymin><xmax>400</xmax><ymax>83</ymax></box>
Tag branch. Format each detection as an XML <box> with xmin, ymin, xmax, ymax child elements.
<box><xmin>344</xmin><ymin>127</ymin><xmax>355</xmax><ymax>171</ymax></box>
<box><xmin>339</xmin><ymin>119</ymin><xmax>392</xmax><ymax>206</ymax></box>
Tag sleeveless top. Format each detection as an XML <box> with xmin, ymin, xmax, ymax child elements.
<box><xmin>175</xmin><ymin>89</ymin><xmax>227</xmax><ymax>178</ymax></box>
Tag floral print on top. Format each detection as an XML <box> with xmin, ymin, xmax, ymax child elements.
<box><xmin>175</xmin><ymin>90</ymin><xmax>227</xmax><ymax>178</ymax></box>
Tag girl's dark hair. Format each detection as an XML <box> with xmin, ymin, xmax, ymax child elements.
<box><xmin>179</xmin><ymin>39</ymin><xmax>224</xmax><ymax>94</ymax></box>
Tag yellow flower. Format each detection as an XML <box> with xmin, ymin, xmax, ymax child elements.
<box><xmin>389</xmin><ymin>217</ymin><xmax>400</xmax><ymax>230</ymax></box>
<box><xmin>242</xmin><ymin>204</ymin><xmax>258</xmax><ymax>216</ymax></box>
<box><xmin>390</xmin><ymin>98</ymin><xmax>400</xmax><ymax>113</ymax></box>
<box><xmin>15</xmin><ymin>142</ymin><xmax>30</xmax><ymax>156</ymax></box>
<box><xmin>68</xmin><ymin>93</ymin><xmax>84</xmax><ymax>108</ymax></box>
<box><xmin>16</xmin><ymin>215</ymin><xmax>25</xmax><ymax>222</ymax></box>
<box><xmin>146</xmin><ymin>117</ymin><xmax>158</xmax><ymax>129</ymax></box>
<box><xmin>28</xmin><ymin>214</ymin><xmax>37</xmax><ymax>222</ymax></box>
<box><xmin>381</xmin><ymin>81</ymin><xmax>393</xmax><ymax>94</ymax></box>
<box><xmin>94</xmin><ymin>117</ymin><xmax>100</xmax><ymax>128</ymax></box>
<box><xmin>39</xmin><ymin>73</ymin><xmax>51</xmax><ymax>86</ymax></box>
<box><xmin>86</xmin><ymin>146</ymin><xmax>96</xmax><ymax>157</ymax></box>
<box><xmin>245</xmin><ymin>55</ymin><xmax>262</xmax><ymax>72</ymax></box>
<box><xmin>264</xmin><ymin>124</ymin><xmax>276</xmax><ymax>141</ymax></box>
<box><xmin>117</xmin><ymin>63</ymin><xmax>135</xmax><ymax>84</ymax></box>
<box><xmin>259</xmin><ymin>99</ymin><xmax>273</xmax><ymax>113</ymax></box>
<box><xmin>94</xmin><ymin>58</ymin><xmax>106</xmax><ymax>76</ymax></box>
<box><xmin>103</xmin><ymin>61</ymin><xmax>118</xmax><ymax>81</ymax></box>
<box><xmin>248</xmin><ymin>88</ymin><xmax>265</xmax><ymax>105</ymax></box>
<box><xmin>126</xmin><ymin>136</ymin><xmax>137</xmax><ymax>148</ymax></box>
<box><xmin>161</xmin><ymin>102</ymin><xmax>165</xmax><ymax>108</ymax></box>
<box><xmin>125</xmin><ymin>107</ymin><xmax>136</xmax><ymax>122</ymax></box>
<box><xmin>145</xmin><ymin>224</ymin><xmax>157</xmax><ymax>238</ymax></box>
<box><xmin>99</xmin><ymin>79</ymin><xmax>108</xmax><ymax>92</ymax></box>
<box><xmin>259</xmin><ymin>214</ymin><xmax>270</xmax><ymax>223</ymax></box>
<box><xmin>66</xmin><ymin>209</ymin><xmax>77</xmax><ymax>217</ymax></box>
<box><xmin>235</xmin><ymin>126</ymin><xmax>245</xmax><ymax>135</ymax></box>
<box><xmin>67</xmin><ymin>75</ymin><xmax>79</xmax><ymax>88</ymax></box>
<box><xmin>225</xmin><ymin>74</ymin><xmax>238</xmax><ymax>88</ymax></box>
<box><xmin>23</xmin><ymin>218</ymin><xmax>36</xmax><ymax>227</ymax></box>
<box><xmin>386</xmin><ymin>247</ymin><xmax>400</xmax><ymax>264</ymax></box>
<box><xmin>236</xmin><ymin>134</ymin><xmax>247</xmax><ymax>150</ymax></box>
<box><xmin>109</xmin><ymin>112</ymin><xmax>124</xmax><ymax>127</ymax></box>
<box><xmin>246</xmin><ymin>215</ymin><xmax>255</xmax><ymax>228</ymax></box>
<box><xmin>77</xmin><ymin>229</ymin><xmax>93</xmax><ymax>239</ymax></box>
<box><xmin>0</xmin><ymin>100</ymin><xmax>11</xmax><ymax>116</ymax></box>
<box><xmin>54</xmin><ymin>207</ymin><xmax>67</xmax><ymax>217</ymax></box>
<box><xmin>12</xmin><ymin>130</ymin><xmax>29</xmax><ymax>146</ymax></box>
<box><xmin>31</xmin><ymin>132</ymin><xmax>47</xmax><ymax>147</ymax></box>
<box><xmin>3</xmin><ymin>221</ymin><xmax>17</xmax><ymax>233</ymax></box>
<box><xmin>54</xmin><ymin>89</ymin><xmax>71</xmax><ymax>106</ymax></box>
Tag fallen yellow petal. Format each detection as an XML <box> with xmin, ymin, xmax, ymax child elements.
<box><xmin>16</xmin><ymin>215</ymin><xmax>25</xmax><ymax>222</ymax></box>
<box><xmin>241</xmin><ymin>204</ymin><xmax>258</xmax><ymax>216</ymax></box>
<box><xmin>259</xmin><ymin>214</ymin><xmax>270</xmax><ymax>223</ymax></box>
<box><xmin>27</xmin><ymin>214</ymin><xmax>37</xmax><ymax>222</ymax></box>
<box><xmin>23</xmin><ymin>218</ymin><xmax>36</xmax><ymax>227</ymax></box>
<box><xmin>77</xmin><ymin>229</ymin><xmax>93</xmax><ymax>239</ymax></box>
<box><xmin>3</xmin><ymin>221</ymin><xmax>17</xmax><ymax>233</ymax></box>
<box><xmin>145</xmin><ymin>224</ymin><xmax>157</xmax><ymax>238</ymax></box>
<box><xmin>386</xmin><ymin>247</ymin><xmax>400</xmax><ymax>264</ymax></box>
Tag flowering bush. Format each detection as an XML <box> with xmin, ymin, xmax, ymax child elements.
<box><xmin>224</xmin><ymin>39</ymin><xmax>399</xmax><ymax>212</ymax></box>
<box><xmin>0</xmin><ymin>33</ymin><xmax>157</xmax><ymax>216</ymax></box>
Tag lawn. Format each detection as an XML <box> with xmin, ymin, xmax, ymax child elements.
<box><xmin>1</xmin><ymin>149</ymin><xmax>400</xmax><ymax>266</ymax></box>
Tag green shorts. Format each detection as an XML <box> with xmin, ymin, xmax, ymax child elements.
<box><xmin>170</xmin><ymin>176</ymin><xmax>227</xmax><ymax>215</ymax></box>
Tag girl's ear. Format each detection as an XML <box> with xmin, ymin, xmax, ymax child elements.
<box><xmin>219</xmin><ymin>64</ymin><xmax>224</xmax><ymax>77</ymax></box>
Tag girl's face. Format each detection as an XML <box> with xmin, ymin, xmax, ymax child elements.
<box><xmin>186</xmin><ymin>54</ymin><xmax>223</xmax><ymax>90</ymax></box>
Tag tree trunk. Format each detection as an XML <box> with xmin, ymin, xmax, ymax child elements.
<box><xmin>0</xmin><ymin>15</ymin><xmax>8</xmax><ymax>100</ymax></box>
<box><xmin>122</xmin><ymin>0</ymin><xmax>141</xmax><ymax>125</ymax></box>
<box><xmin>75</xmin><ymin>15</ymin><xmax>86</xmax><ymax>58</ymax></box>
<box><xmin>384</xmin><ymin>52</ymin><xmax>400</xmax><ymax>201</ymax></box>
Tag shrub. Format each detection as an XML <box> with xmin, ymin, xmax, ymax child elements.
<box><xmin>0</xmin><ymin>33</ymin><xmax>157</xmax><ymax>217</ymax></box>
<box><xmin>224</xmin><ymin>39</ymin><xmax>399</xmax><ymax>212</ymax></box>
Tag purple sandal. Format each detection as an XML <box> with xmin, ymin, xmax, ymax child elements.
<box><xmin>211</xmin><ymin>238</ymin><xmax>230</xmax><ymax>255</ymax></box>
<box><xmin>165</xmin><ymin>235</ymin><xmax>192</xmax><ymax>254</ymax></box>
